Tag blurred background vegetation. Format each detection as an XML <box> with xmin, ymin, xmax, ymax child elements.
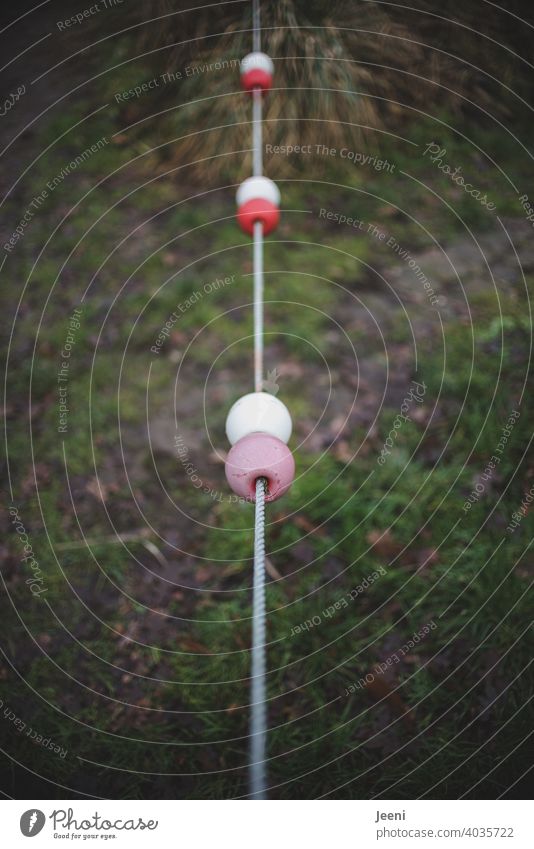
<box><xmin>0</xmin><ymin>0</ymin><xmax>533</xmax><ymax>799</ymax></box>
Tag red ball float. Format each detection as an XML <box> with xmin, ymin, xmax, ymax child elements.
<box><xmin>236</xmin><ymin>198</ymin><xmax>280</xmax><ymax>236</ymax></box>
<box><xmin>242</xmin><ymin>67</ymin><xmax>272</xmax><ymax>92</ymax></box>
<box><xmin>240</xmin><ymin>52</ymin><xmax>274</xmax><ymax>93</ymax></box>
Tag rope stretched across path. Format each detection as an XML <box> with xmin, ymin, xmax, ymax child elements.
<box><xmin>249</xmin><ymin>0</ymin><xmax>267</xmax><ymax>801</ymax></box>
<box><xmin>250</xmin><ymin>475</ymin><xmax>267</xmax><ymax>798</ymax></box>
<box><xmin>223</xmin><ymin>0</ymin><xmax>296</xmax><ymax>799</ymax></box>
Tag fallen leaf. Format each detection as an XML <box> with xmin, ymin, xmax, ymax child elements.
<box><xmin>85</xmin><ymin>477</ymin><xmax>119</xmax><ymax>503</ymax></box>
<box><xmin>332</xmin><ymin>440</ymin><xmax>353</xmax><ymax>463</ymax></box>
<box><xmin>329</xmin><ymin>414</ymin><xmax>348</xmax><ymax>437</ymax></box>
<box><xmin>208</xmin><ymin>450</ymin><xmax>227</xmax><ymax>465</ymax></box>
<box><xmin>365</xmin><ymin>674</ymin><xmax>414</xmax><ymax>728</ymax></box>
<box><xmin>180</xmin><ymin>639</ymin><xmax>209</xmax><ymax>653</ymax></box>
<box><xmin>21</xmin><ymin>462</ymin><xmax>51</xmax><ymax>496</ymax></box>
<box><xmin>162</xmin><ymin>251</ymin><xmax>178</xmax><ymax>267</ymax></box>
<box><xmin>278</xmin><ymin>362</ymin><xmax>304</xmax><ymax>379</ymax></box>
<box><xmin>411</xmin><ymin>405</ymin><xmax>433</xmax><ymax>425</ymax></box>
<box><xmin>294</xmin><ymin>515</ymin><xmax>325</xmax><ymax>535</ymax></box>
<box><xmin>195</xmin><ymin>566</ymin><xmax>213</xmax><ymax>584</ymax></box>
<box><xmin>366</xmin><ymin>528</ymin><xmax>403</xmax><ymax>558</ymax></box>
<box><xmin>265</xmin><ymin>556</ymin><xmax>283</xmax><ymax>581</ymax></box>
<box><xmin>415</xmin><ymin>547</ymin><xmax>440</xmax><ymax>570</ymax></box>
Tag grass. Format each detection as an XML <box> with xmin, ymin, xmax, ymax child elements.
<box><xmin>1</xmin><ymin>52</ymin><xmax>533</xmax><ymax>800</ymax></box>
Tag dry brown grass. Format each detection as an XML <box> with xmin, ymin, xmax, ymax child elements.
<box><xmin>115</xmin><ymin>0</ymin><xmax>533</xmax><ymax>180</ymax></box>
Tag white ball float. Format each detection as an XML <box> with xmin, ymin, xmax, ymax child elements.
<box><xmin>236</xmin><ymin>176</ymin><xmax>281</xmax><ymax>208</ymax></box>
<box><xmin>225</xmin><ymin>391</ymin><xmax>292</xmax><ymax>445</ymax></box>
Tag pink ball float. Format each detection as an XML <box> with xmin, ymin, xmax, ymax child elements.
<box><xmin>225</xmin><ymin>432</ymin><xmax>295</xmax><ymax>502</ymax></box>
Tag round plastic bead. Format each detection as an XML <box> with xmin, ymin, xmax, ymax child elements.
<box><xmin>240</xmin><ymin>52</ymin><xmax>274</xmax><ymax>92</ymax></box>
<box><xmin>225</xmin><ymin>433</ymin><xmax>295</xmax><ymax>502</ymax></box>
<box><xmin>226</xmin><ymin>392</ymin><xmax>292</xmax><ymax>445</ymax></box>
<box><xmin>236</xmin><ymin>176</ymin><xmax>281</xmax><ymax>208</ymax></box>
<box><xmin>237</xmin><ymin>198</ymin><xmax>279</xmax><ymax>235</ymax></box>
